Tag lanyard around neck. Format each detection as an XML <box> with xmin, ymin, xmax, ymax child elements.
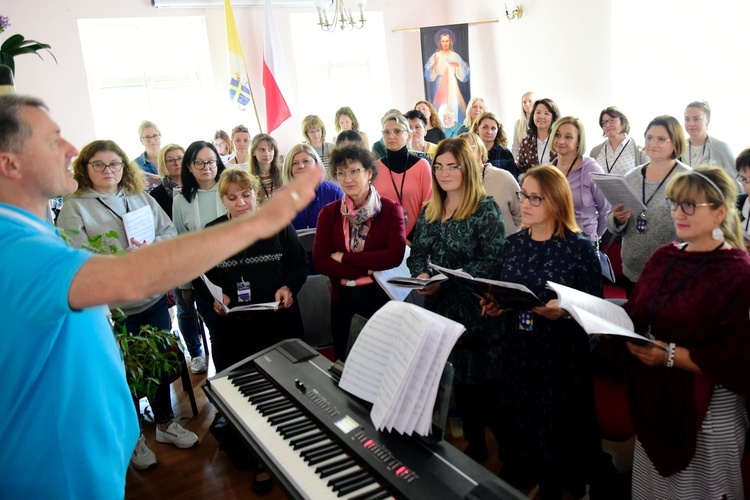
<box><xmin>641</xmin><ymin>162</ymin><xmax>677</xmax><ymax>208</ymax></box>
<box><xmin>605</xmin><ymin>138</ymin><xmax>630</xmax><ymax>173</ymax></box>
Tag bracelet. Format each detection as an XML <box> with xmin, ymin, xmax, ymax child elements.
<box><xmin>664</xmin><ymin>342</ymin><xmax>676</xmax><ymax>368</ymax></box>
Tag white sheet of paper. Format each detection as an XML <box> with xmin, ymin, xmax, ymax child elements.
<box><xmin>199</xmin><ymin>274</ymin><xmax>279</xmax><ymax>313</ymax></box>
<box><xmin>123</xmin><ymin>205</ymin><xmax>155</xmax><ymax>246</ymax></box>
<box><xmin>590</xmin><ymin>172</ymin><xmax>647</xmax><ymax>211</ymax></box>
<box><xmin>372</xmin><ymin>247</ymin><xmax>412</xmax><ymax>301</ymax></box>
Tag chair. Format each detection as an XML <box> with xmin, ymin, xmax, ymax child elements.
<box><xmin>296</xmin><ymin>274</ymin><xmax>333</xmax><ymax>349</ymax></box>
<box><xmin>167</xmin><ymin>342</ymin><xmax>198</xmax><ymax>417</ymax></box>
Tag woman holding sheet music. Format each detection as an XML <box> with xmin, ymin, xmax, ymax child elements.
<box><xmin>620</xmin><ymin>167</ymin><xmax>750</xmax><ymax>498</ymax></box>
<box><xmin>408</xmin><ymin>138</ymin><xmax>506</xmax><ymax>464</ymax></box>
<box><xmin>198</xmin><ymin>168</ymin><xmax>307</xmax><ymax>372</ymax></box>
<box><xmin>605</xmin><ymin>115</ymin><xmax>690</xmax><ymax>293</ymax></box>
<box><xmin>56</xmin><ymin>140</ymin><xmax>194</xmax><ymax>466</ymax></box>
<box><xmin>482</xmin><ymin>165</ymin><xmax>603</xmax><ymax>498</ymax></box>
<box><xmin>313</xmin><ymin>144</ymin><xmax>406</xmax><ymax>361</ymax></box>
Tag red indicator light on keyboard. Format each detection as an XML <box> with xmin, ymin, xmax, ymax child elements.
<box><xmin>363</xmin><ymin>440</ymin><xmax>374</xmax><ymax>448</ymax></box>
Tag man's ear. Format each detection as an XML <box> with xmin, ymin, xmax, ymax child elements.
<box><xmin>0</xmin><ymin>152</ymin><xmax>22</xmax><ymax>180</ymax></box>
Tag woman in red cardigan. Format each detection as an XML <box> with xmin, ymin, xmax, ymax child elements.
<box><xmin>313</xmin><ymin>144</ymin><xmax>406</xmax><ymax>360</ymax></box>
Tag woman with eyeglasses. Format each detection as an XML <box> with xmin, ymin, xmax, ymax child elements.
<box><xmin>735</xmin><ymin>149</ymin><xmax>750</xmax><ymax>246</ymax></box>
<box><xmin>313</xmin><ymin>144</ymin><xmax>406</xmax><ymax>361</ymax></box>
<box><xmin>213</xmin><ymin>130</ymin><xmax>234</xmax><ymax>164</ymax></box>
<box><xmin>250</xmin><ymin>133</ymin><xmax>283</xmax><ymax>206</ymax></box>
<box><xmin>134</xmin><ymin>120</ymin><xmax>162</xmax><ymax>176</ymax></box>
<box><xmin>470</xmin><ymin>111</ymin><xmax>518</xmax><ymax>179</ymax></box>
<box><xmin>589</xmin><ymin>106</ymin><xmax>648</xmax><ymax>176</ymax></box>
<box><xmin>302</xmin><ymin>115</ymin><xmax>335</xmax><ymax>173</ymax></box>
<box><xmin>517</xmin><ymin>98</ymin><xmax>560</xmax><ymax>174</ymax></box>
<box><xmin>550</xmin><ymin>117</ymin><xmax>610</xmax><ymax>243</ymax></box>
<box><xmin>408</xmin><ymin>138</ymin><xmax>506</xmax><ymax>464</ymax></box>
<box><xmin>56</xmin><ymin>140</ymin><xmax>198</xmax><ymax>469</ymax></box>
<box><xmin>605</xmin><ymin>116</ymin><xmax>691</xmax><ymax>293</ymax></box>
<box><xmin>150</xmin><ymin>144</ymin><xmax>207</xmax><ymax>372</ymax></box>
<box><xmin>173</xmin><ymin>141</ymin><xmax>227</xmax><ymax>358</ymax></box>
<box><xmin>619</xmin><ymin>167</ymin><xmax>750</xmax><ymax>498</ymax></box>
<box><xmin>681</xmin><ymin>100</ymin><xmax>736</xmax><ymax>178</ymax></box>
<box><xmin>227</xmin><ymin>124</ymin><xmax>251</xmax><ymax>170</ymax></box>
<box><xmin>282</xmin><ymin>143</ymin><xmax>343</xmax><ymax>230</ymax></box>
<box><xmin>458</xmin><ymin>132</ymin><xmax>521</xmax><ymax>234</ymax></box>
<box><xmin>372</xmin><ymin>113</ymin><xmax>433</xmax><ymax>241</ymax></box>
<box><xmin>481</xmin><ymin>165</ymin><xmax>603</xmax><ymax>498</ymax></box>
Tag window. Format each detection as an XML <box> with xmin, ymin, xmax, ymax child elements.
<box><xmin>289</xmin><ymin>12</ymin><xmax>390</xmax><ymax>143</ymax></box>
<box><xmin>78</xmin><ymin>17</ymin><xmax>216</xmax><ymax>158</ymax></box>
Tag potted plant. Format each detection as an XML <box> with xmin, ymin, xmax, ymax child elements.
<box><xmin>0</xmin><ymin>15</ymin><xmax>57</xmax><ymax>77</ymax></box>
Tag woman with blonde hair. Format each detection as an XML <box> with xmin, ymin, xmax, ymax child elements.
<box><xmin>282</xmin><ymin>143</ymin><xmax>342</xmax><ymax>230</ymax></box>
<box><xmin>550</xmin><ymin>116</ymin><xmax>609</xmax><ymax>242</ymax></box>
<box><xmin>409</xmin><ymin>138</ymin><xmax>506</xmax><ymax>463</ymax></box>
<box><xmin>414</xmin><ymin>100</ymin><xmax>446</xmax><ymax>144</ymax></box>
<box><xmin>458</xmin><ymin>132</ymin><xmax>521</xmax><ymax>233</ymax></box>
<box><xmin>483</xmin><ymin>165</ymin><xmax>603</xmax><ymax>497</ymax></box>
<box><xmin>456</xmin><ymin>97</ymin><xmax>485</xmax><ymax>135</ymax></box>
<box><xmin>681</xmin><ymin>100</ymin><xmax>735</xmax><ymax>177</ymax></box>
<box><xmin>511</xmin><ymin>91</ymin><xmax>535</xmax><ymax>160</ymax></box>
<box><xmin>250</xmin><ymin>133</ymin><xmax>282</xmax><ymax>205</ymax></box>
<box><xmin>302</xmin><ymin>115</ymin><xmax>335</xmax><ymax>171</ymax></box>
<box><xmin>334</xmin><ymin>106</ymin><xmax>370</xmax><ymax>150</ymax></box>
<box><xmin>622</xmin><ymin>167</ymin><xmax>750</xmax><ymax>498</ymax></box>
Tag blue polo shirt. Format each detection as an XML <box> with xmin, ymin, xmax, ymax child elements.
<box><xmin>0</xmin><ymin>203</ymin><xmax>139</xmax><ymax>499</ymax></box>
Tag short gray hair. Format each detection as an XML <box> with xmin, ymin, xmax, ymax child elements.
<box><xmin>0</xmin><ymin>95</ymin><xmax>47</xmax><ymax>154</ymax></box>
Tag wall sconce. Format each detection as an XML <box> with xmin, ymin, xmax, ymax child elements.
<box><xmin>505</xmin><ymin>2</ymin><xmax>523</xmax><ymax>21</ymax></box>
<box><xmin>313</xmin><ymin>0</ymin><xmax>367</xmax><ymax>32</ymax></box>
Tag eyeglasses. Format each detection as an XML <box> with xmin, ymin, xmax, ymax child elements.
<box><xmin>89</xmin><ymin>161</ymin><xmax>123</xmax><ymax>173</ymax></box>
<box><xmin>516</xmin><ymin>191</ymin><xmax>544</xmax><ymax>207</ymax></box>
<box><xmin>382</xmin><ymin>129</ymin><xmax>407</xmax><ymax>136</ymax></box>
<box><xmin>165</xmin><ymin>157</ymin><xmax>184</xmax><ymax>165</ymax></box>
<box><xmin>737</xmin><ymin>174</ymin><xmax>750</xmax><ymax>185</ymax></box>
<box><xmin>192</xmin><ymin>159</ymin><xmax>218</xmax><ymax>170</ymax></box>
<box><xmin>645</xmin><ymin>135</ymin><xmax>672</xmax><ymax>145</ymax></box>
<box><xmin>600</xmin><ymin>118</ymin><xmax>619</xmax><ymax>127</ymax></box>
<box><xmin>142</xmin><ymin>133</ymin><xmax>161</xmax><ymax>142</ymax></box>
<box><xmin>335</xmin><ymin>168</ymin><xmax>363</xmax><ymax>181</ymax></box>
<box><xmin>666</xmin><ymin>198</ymin><xmax>716</xmax><ymax>215</ymax></box>
<box><xmin>433</xmin><ymin>164</ymin><xmax>462</xmax><ymax>173</ymax></box>
<box><xmin>306</xmin><ymin>128</ymin><xmax>322</xmax><ymax>135</ymax></box>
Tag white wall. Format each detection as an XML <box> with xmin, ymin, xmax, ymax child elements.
<box><xmin>5</xmin><ymin>0</ymin><xmax>745</xmax><ymax>157</ymax></box>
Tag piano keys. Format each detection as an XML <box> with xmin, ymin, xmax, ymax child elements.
<box><xmin>203</xmin><ymin>339</ymin><xmax>523</xmax><ymax>499</ymax></box>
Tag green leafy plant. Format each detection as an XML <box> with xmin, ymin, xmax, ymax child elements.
<box><xmin>0</xmin><ymin>16</ymin><xmax>57</xmax><ymax>77</ymax></box>
<box><xmin>111</xmin><ymin>309</ymin><xmax>180</xmax><ymax>403</ymax></box>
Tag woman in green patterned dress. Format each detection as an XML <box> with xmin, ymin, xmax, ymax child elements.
<box><xmin>407</xmin><ymin>138</ymin><xmax>506</xmax><ymax>463</ymax></box>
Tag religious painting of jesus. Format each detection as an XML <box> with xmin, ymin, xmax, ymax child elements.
<box><xmin>421</xmin><ymin>24</ymin><xmax>471</xmax><ymax>126</ymax></box>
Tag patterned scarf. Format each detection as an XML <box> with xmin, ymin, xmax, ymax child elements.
<box><xmin>341</xmin><ymin>186</ymin><xmax>382</xmax><ymax>253</ymax></box>
<box><xmin>161</xmin><ymin>176</ymin><xmax>181</xmax><ymax>198</ymax></box>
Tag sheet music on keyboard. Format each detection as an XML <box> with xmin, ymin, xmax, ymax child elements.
<box><xmin>339</xmin><ymin>302</ymin><xmax>464</xmax><ymax>436</ymax></box>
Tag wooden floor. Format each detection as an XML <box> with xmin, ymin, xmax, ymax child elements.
<box><xmin>123</xmin><ymin>352</ymin><xmax>496</xmax><ymax>500</ymax></box>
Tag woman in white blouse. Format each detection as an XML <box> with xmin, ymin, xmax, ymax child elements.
<box><xmin>589</xmin><ymin>106</ymin><xmax>648</xmax><ymax>176</ymax></box>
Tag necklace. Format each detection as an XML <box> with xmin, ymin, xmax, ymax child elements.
<box><xmin>688</xmin><ymin>140</ymin><xmax>707</xmax><ymax>166</ymax></box>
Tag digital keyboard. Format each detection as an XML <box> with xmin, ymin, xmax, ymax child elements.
<box><xmin>203</xmin><ymin>339</ymin><xmax>523</xmax><ymax>499</ymax></box>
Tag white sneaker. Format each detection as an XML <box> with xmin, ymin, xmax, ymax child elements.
<box><xmin>156</xmin><ymin>422</ymin><xmax>199</xmax><ymax>449</ymax></box>
<box><xmin>190</xmin><ymin>355</ymin><xmax>207</xmax><ymax>374</ymax></box>
<box><xmin>131</xmin><ymin>435</ymin><xmax>157</xmax><ymax>470</ymax></box>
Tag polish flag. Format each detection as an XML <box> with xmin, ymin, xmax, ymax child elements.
<box><xmin>263</xmin><ymin>0</ymin><xmax>292</xmax><ymax>133</ymax></box>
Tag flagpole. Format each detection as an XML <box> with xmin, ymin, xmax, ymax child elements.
<box><xmin>248</xmin><ymin>83</ymin><xmax>264</xmax><ymax>134</ymax></box>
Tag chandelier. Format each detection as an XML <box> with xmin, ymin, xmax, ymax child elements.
<box><xmin>313</xmin><ymin>0</ymin><xmax>367</xmax><ymax>32</ymax></box>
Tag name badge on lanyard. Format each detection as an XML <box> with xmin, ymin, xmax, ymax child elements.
<box><xmin>237</xmin><ymin>279</ymin><xmax>251</xmax><ymax>303</ymax></box>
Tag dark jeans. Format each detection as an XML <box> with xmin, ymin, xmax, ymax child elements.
<box><xmin>453</xmin><ymin>379</ymin><xmax>503</xmax><ymax>462</ymax></box>
<box><xmin>124</xmin><ymin>295</ymin><xmax>174</xmax><ymax>425</ymax></box>
<box><xmin>174</xmin><ymin>287</ymin><xmax>203</xmax><ymax>358</ymax></box>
